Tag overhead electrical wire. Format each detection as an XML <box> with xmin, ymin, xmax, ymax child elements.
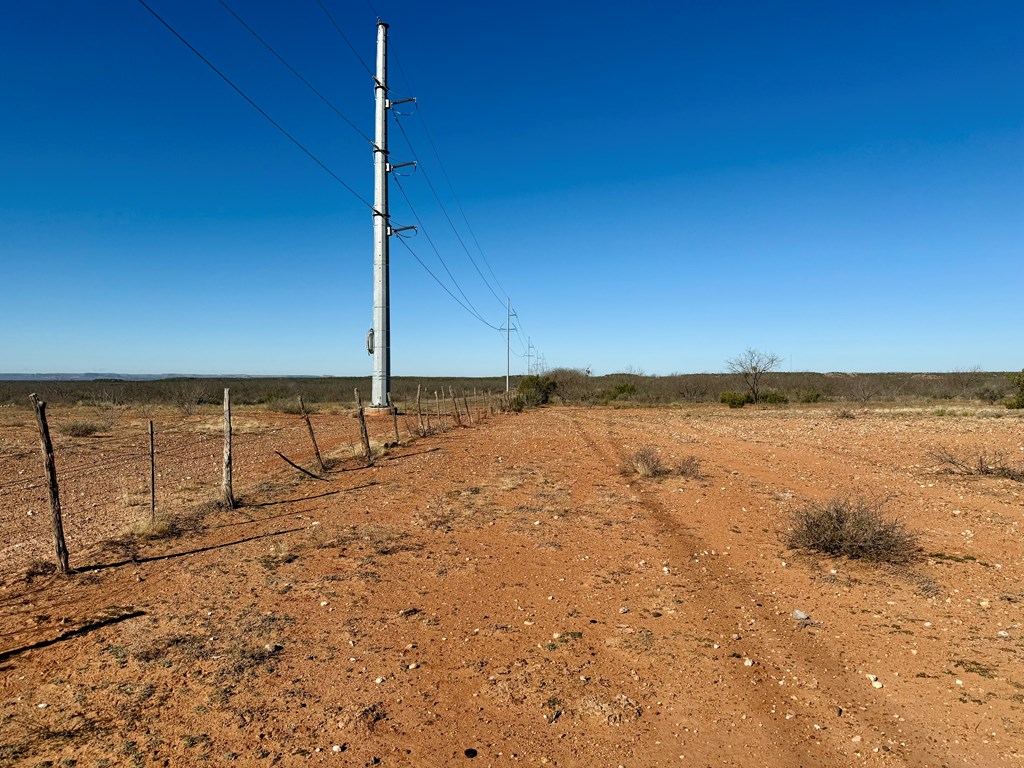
<box><xmin>387</xmin><ymin>39</ymin><xmax>540</xmax><ymax>364</ymax></box>
<box><xmin>388</xmin><ymin>39</ymin><xmax>510</xmax><ymax>301</ymax></box>
<box><xmin>140</xmin><ymin>0</ymin><xmax>537</xmax><ymax>358</ymax></box>
<box><xmin>392</xmin><ymin>236</ymin><xmax>502</xmax><ymax>331</ymax></box>
<box><xmin>312</xmin><ymin>3</ymin><xmax>533</xmax><ymax>354</ymax></box>
<box><xmin>135</xmin><ymin>0</ymin><xmax>377</xmax><ymax>214</ymax></box>
<box><xmin>392</xmin><ymin>115</ymin><xmax>507</xmax><ymax>310</ymax></box>
<box><xmin>314</xmin><ymin>0</ymin><xmax>375</xmax><ymax>78</ymax></box>
<box><xmin>311</xmin><ymin>0</ymin><xmax>516</xmax><ymax>338</ymax></box>
<box><xmin>361</xmin><ymin>0</ymin><xmax>382</xmax><ymax>20</ymax></box>
<box><xmin>390</xmin><ymin>175</ymin><xmax>493</xmax><ymax>327</ymax></box>
<box><xmin>216</xmin><ymin>0</ymin><xmax>374</xmax><ymax>146</ymax></box>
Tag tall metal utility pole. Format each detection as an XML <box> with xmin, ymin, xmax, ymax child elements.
<box><xmin>505</xmin><ymin>299</ymin><xmax>512</xmax><ymax>393</ymax></box>
<box><xmin>370</xmin><ymin>20</ymin><xmax>391</xmax><ymax>408</ymax></box>
<box><xmin>525</xmin><ymin>338</ymin><xmax>534</xmax><ymax>376</ymax></box>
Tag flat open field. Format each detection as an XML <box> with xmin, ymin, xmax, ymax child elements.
<box><xmin>1</xmin><ymin>404</ymin><xmax>1022</xmax><ymax>766</ymax></box>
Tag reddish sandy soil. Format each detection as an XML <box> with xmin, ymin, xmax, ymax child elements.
<box><xmin>1</xmin><ymin>404</ymin><xmax>1022</xmax><ymax>767</ymax></box>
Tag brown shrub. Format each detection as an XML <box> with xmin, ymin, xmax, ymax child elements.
<box><xmin>59</xmin><ymin>421</ymin><xmax>105</xmax><ymax>437</ymax></box>
<box><xmin>676</xmin><ymin>455</ymin><xmax>702</xmax><ymax>479</ymax></box>
<box><xmin>787</xmin><ymin>497</ymin><xmax>919</xmax><ymax>564</ymax></box>
<box><xmin>629</xmin><ymin>447</ymin><xmax>667</xmax><ymax>478</ymax></box>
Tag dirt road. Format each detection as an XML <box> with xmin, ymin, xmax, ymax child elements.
<box><xmin>1</xmin><ymin>405</ymin><xmax>1021</xmax><ymax>766</ymax></box>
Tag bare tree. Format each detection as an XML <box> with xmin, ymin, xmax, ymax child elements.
<box><xmin>949</xmin><ymin>366</ymin><xmax>982</xmax><ymax>399</ymax></box>
<box><xmin>172</xmin><ymin>380</ymin><xmax>207</xmax><ymax>416</ymax></box>
<box><xmin>851</xmin><ymin>375</ymin><xmax>880</xmax><ymax>404</ymax></box>
<box><xmin>726</xmin><ymin>349</ymin><xmax>782</xmax><ymax>403</ymax></box>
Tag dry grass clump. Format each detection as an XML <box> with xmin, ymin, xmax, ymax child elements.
<box><xmin>59</xmin><ymin>421</ymin><xmax>105</xmax><ymax>437</ymax></box>
<box><xmin>131</xmin><ymin>632</ymin><xmax>212</xmax><ymax>664</ymax></box>
<box><xmin>676</xmin><ymin>455</ymin><xmax>702</xmax><ymax>479</ymax></box>
<box><xmin>833</xmin><ymin>408</ymin><xmax>856</xmax><ymax>420</ymax></box>
<box><xmin>787</xmin><ymin>497</ymin><xmax>919</xmax><ymax>564</ymax></box>
<box><xmin>22</xmin><ymin>558</ymin><xmax>57</xmax><ymax>582</ymax></box>
<box><xmin>625</xmin><ymin>448</ymin><xmax>701</xmax><ymax>479</ymax></box>
<box><xmin>221</xmin><ymin>641</ymin><xmax>283</xmax><ymax>677</ymax></box>
<box><xmin>128</xmin><ymin>514</ymin><xmax>174</xmax><ymax>540</ymax></box>
<box><xmin>628</xmin><ymin>447</ymin><xmax>667</xmax><ymax>477</ymax></box>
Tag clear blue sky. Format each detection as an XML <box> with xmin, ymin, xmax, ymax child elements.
<box><xmin>1</xmin><ymin>1</ymin><xmax>1021</xmax><ymax>376</ymax></box>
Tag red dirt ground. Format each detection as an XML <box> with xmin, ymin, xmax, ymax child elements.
<box><xmin>1</xmin><ymin>404</ymin><xmax>1022</xmax><ymax>767</ymax></box>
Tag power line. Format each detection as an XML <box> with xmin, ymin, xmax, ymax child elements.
<box><xmin>391</xmin><ymin>174</ymin><xmax>491</xmax><ymax>326</ymax></box>
<box><xmin>392</xmin><ymin>236</ymin><xmax>502</xmax><ymax>331</ymax></box>
<box><xmin>392</xmin><ymin>115</ymin><xmax>506</xmax><ymax>309</ymax></box>
<box><xmin>389</xmin><ymin>39</ymin><xmax>510</xmax><ymax>300</ymax></box>
<box><xmin>135</xmin><ymin>0</ymin><xmax>376</xmax><ymax>213</ymax></box>
<box><xmin>361</xmin><ymin>0</ymin><xmax>381</xmax><ymax>20</ymax></box>
<box><xmin>216</xmin><ymin>0</ymin><xmax>374</xmax><ymax>146</ymax></box>
<box><xmin>314</xmin><ymin>0</ymin><xmax>375</xmax><ymax>78</ymax></box>
<box><xmin>510</xmin><ymin>310</ymin><xmax>529</xmax><ymax>350</ymax></box>
<box><xmin>308</xmin><ymin>11</ymin><xmax>530</xmax><ymax>359</ymax></box>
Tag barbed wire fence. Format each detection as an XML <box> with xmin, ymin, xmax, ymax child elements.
<box><xmin>1</xmin><ymin>388</ymin><xmax>515</xmax><ymax>580</ymax></box>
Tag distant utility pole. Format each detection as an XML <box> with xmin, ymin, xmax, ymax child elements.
<box><xmin>526</xmin><ymin>338</ymin><xmax>534</xmax><ymax>376</ymax></box>
<box><xmin>370</xmin><ymin>20</ymin><xmax>390</xmax><ymax>408</ymax></box>
<box><xmin>502</xmin><ymin>298</ymin><xmax>517</xmax><ymax>393</ymax></box>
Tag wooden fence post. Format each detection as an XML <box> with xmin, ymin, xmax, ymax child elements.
<box><xmin>416</xmin><ymin>384</ymin><xmax>425</xmax><ymax>436</ymax></box>
<box><xmin>391</xmin><ymin>404</ymin><xmax>401</xmax><ymax>445</ymax></box>
<box><xmin>354</xmin><ymin>388</ymin><xmax>373</xmax><ymax>465</ymax></box>
<box><xmin>299</xmin><ymin>396</ymin><xmax>326</xmax><ymax>473</ymax></box>
<box><xmin>450</xmin><ymin>387</ymin><xmax>462</xmax><ymax>427</ymax></box>
<box><xmin>149</xmin><ymin>420</ymin><xmax>156</xmax><ymax>521</ymax></box>
<box><xmin>29</xmin><ymin>394</ymin><xmax>69</xmax><ymax>575</ymax></box>
<box><xmin>463</xmin><ymin>392</ymin><xmax>473</xmax><ymax>425</ymax></box>
<box><xmin>222</xmin><ymin>388</ymin><xmax>235</xmax><ymax>509</ymax></box>
<box><xmin>434</xmin><ymin>390</ymin><xmax>443</xmax><ymax>430</ymax></box>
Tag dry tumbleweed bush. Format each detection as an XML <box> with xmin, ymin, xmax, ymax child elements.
<box><xmin>787</xmin><ymin>497</ymin><xmax>919</xmax><ymax>564</ymax></box>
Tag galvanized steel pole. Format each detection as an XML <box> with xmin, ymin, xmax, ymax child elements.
<box><xmin>506</xmin><ymin>298</ymin><xmax>511</xmax><ymax>393</ymax></box>
<box><xmin>371</xmin><ymin>21</ymin><xmax>391</xmax><ymax>408</ymax></box>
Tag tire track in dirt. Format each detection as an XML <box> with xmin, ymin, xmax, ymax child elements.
<box><xmin>4</xmin><ymin>406</ymin><xmax>1013</xmax><ymax>766</ymax></box>
<box><xmin>558</xmin><ymin>408</ymin><xmax>950</xmax><ymax>767</ymax></box>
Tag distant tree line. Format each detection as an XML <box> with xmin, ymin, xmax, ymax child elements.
<box><xmin>1</xmin><ymin>368</ymin><xmax>1020</xmax><ymax>409</ymax></box>
<box><xmin>533</xmin><ymin>366</ymin><xmax>1022</xmax><ymax>407</ymax></box>
<box><xmin>0</xmin><ymin>376</ymin><xmax>505</xmax><ymax>410</ymax></box>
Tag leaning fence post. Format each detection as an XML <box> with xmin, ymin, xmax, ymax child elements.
<box><xmin>450</xmin><ymin>387</ymin><xmax>462</xmax><ymax>427</ymax></box>
<box><xmin>434</xmin><ymin>390</ymin><xmax>443</xmax><ymax>430</ymax></box>
<box><xmin>354</xmin><ymin>388</ymin><xmax>373</xmax><ymax>465</ymax></box>
<box><xmin>390</xmin><ymin>403</ymin><xmax>401</xmax><ymax>445</ymax></box>
<box><xmin>299</xmin><ymin>396</ymin><xmax>326</xmax><ymax>473</ymax></box>
<box><xmin>222</xmin><ymin>388</ymin><xmax>235</xmax><ymax>509</ymax></box>
<box><xmin>29</xmin><ymin>394</ymin><xmax>69</xmax><ymax>575</ymax></box>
